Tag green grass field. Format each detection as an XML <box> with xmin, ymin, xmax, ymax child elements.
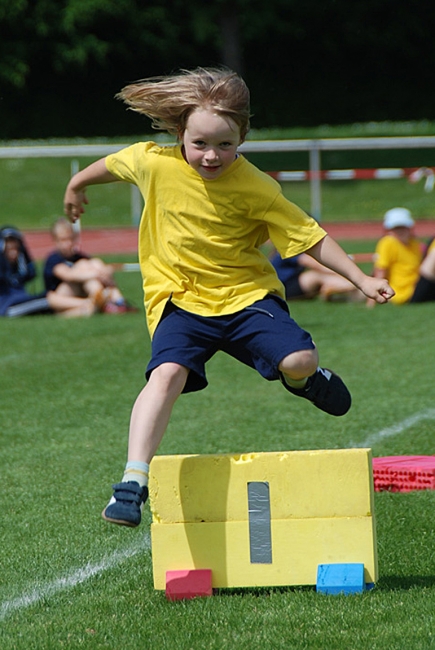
<box><xmin>1</xmin><ymin>122</ymin><xmax>434</xmax><ymax>647</ymax></box>
<box><xmin>1</xmin><ymin>120</ymin><xmax>435</xmax><ymax>229</ymax></box>
<box><xmin>3</xmin><ymin>155</ymin><xmax>434</xmax><ymax>229</ymax></box>
<box><xmin>1</xmin><ymin>264</ymin><xmax>435</xmax><ymax>649</ymax></box>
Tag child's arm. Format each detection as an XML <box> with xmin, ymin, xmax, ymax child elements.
<box><xmin>305</xmin><ymin>235</ymin><xmax>394</xmax><ymax>303</ymax></box>
<box><xmin>64</xmin><ymin>158</ymin><xmax>118</xmax><ymax>222</ymax></box>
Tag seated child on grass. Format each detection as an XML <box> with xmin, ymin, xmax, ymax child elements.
<box><xmin>270</xmin><ymin>250</ymin><xmax>364</xmax><ymax>301</ymax></box>
<box><xmin>44</xmin><ymin>217</ymin><xmax>133</xmax><ymax>314</ymax></box>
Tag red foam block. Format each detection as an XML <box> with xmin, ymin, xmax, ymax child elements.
<box><xmin>373</xmin><ymin>455</ymin><xmax>435</xmax><ymax>492</ymax></box>
<box><xmin>165</xmin><ymin>569</ymin><xmax>213</xmax><ymax>601</ymax></box>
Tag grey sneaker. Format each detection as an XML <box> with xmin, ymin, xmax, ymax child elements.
<box><xmin>102</xmin><ymin>481</ymin><xmax>149</xmax><ymax>527</ymax></box>
<box><xmin>280</xmin><ymin>367</ymin><xmax>351</xmax><ymax>416</ymax></box>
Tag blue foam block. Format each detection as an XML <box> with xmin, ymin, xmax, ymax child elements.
<box><xmin>316</xmin><ymin>563</ymin><xmax>365</xmax><ymax>595</ymax></box>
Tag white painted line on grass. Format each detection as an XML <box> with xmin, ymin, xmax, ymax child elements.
<box><xmin>0</xmin><ymin>535</ymin><xmax>150</xmax><ymax>623</ymax></box>
<box><xmin>351</xmin><ymin>408</ymin><xmax>435</xmax><ymax>449</ymax></box>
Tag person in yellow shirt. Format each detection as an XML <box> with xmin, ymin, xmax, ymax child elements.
<box><xmin>372</xmin><ymin>208</ymin><xmax>435</xmax><ymax>305</ymax></box>
<box><xmin>63</xmin><ymin>67</ymin><xmax>394</xmax><ymax>527</ymax></box>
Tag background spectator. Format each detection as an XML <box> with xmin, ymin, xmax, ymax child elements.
<box><xmin>369</xmin><ymin>208</ymin><xmax>435</xmax><ymax>305</ymax></box>
<box><xmin>270</xmin><ymin>250</ymin><xmax>363</xmax><ymax>302</ymax></box>
<box><xmin>44</xmin><ymin>218</ymin><xmax>133</xmax><ymax>314</ymax></box>
<box><xmin>0</xmin><ymin>226</ymin><xmax>52</xmax><ymax>317</ymax></box>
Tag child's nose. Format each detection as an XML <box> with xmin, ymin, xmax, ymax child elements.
<box><xmin>204</xmin><ymin>147</ymin><xmax>218</xmax><ymax>160</ymax></box>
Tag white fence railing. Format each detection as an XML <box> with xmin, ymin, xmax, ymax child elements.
<box><xmin>1</xmin><ymin>136</ymin><xmax>434</xmax><ymax>221</ymax></box>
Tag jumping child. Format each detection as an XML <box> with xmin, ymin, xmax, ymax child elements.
<box><xmin>63</xmin><ymin>67</ymin><xmax>394</xmax><ymax>527</ymax></box>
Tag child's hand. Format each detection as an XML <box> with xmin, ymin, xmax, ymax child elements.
<box><xmin>62</xmin><ymin>158</ymin><xmax>115</xmax><ymax>223</ymax></box>
<box><xmin>360</xmin><ymin>277</ymin><xmax>395</xmax><ymax>304</ymax></box>
<box><xmin>64</xmin><ymin>186</ymin><xmax>89</xmax><ymax>223</ymax></box>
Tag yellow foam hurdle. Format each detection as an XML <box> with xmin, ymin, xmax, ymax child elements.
<box><xmin>149</xmin><ymin>449</ymin><xmax>378</xmax><ymax>590</ymax></box>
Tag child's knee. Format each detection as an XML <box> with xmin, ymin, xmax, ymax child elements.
<box><xmin>74</xmin><ymin>259</ymin><xmax>91</xmax><ymax>271</ymax></box>
<box><xmin>149</xmin><ymin>362</ymin><xmax>189</xmax><ymax>393</ymax></box>
<box><xmin>279</xmin><ymin>348</ymin><xmax>318</xmax><ymax>379</ymax></box>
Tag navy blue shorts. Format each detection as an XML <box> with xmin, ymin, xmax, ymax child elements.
<box><xmin>146</xmin><ymin>295</ymin><xmax>315</xmax><ymax>393</ymax></box>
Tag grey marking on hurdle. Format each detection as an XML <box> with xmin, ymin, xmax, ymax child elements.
<box><xmin>247</xmin><ymin>481</ymin><xmax>272</xmax><ymax>564</ymax></box>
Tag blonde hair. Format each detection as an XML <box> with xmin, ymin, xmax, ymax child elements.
<box><xmin>51</xmin><ymin>217</ymin><xmax>74</xmax><ymax>239</ymax></box>
<box><xmin>116</xmin><ymin>67</ymin><xmax>251</xmax><ymax>141</ymax></box>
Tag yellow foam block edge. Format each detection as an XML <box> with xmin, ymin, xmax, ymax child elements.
<box><xmin>151</xmin><ymin>516</ymin><xmax>378</xmax><ymax>589</ymax></box>
<box><xmin>149</xmin><ymin>448</ymin><xmax>374</xmax><ymax>523</ymax></box>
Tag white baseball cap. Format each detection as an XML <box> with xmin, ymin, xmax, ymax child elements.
<box><xmin>383</xmin><ymin>207</ymin><xmax>415</xmax><ymax>230</ymax></box>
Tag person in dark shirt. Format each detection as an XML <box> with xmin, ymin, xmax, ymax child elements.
<box><xmin>44</xmin><ymin>218</ymin><xmax>131</xmax><ymax>313</ymax></box>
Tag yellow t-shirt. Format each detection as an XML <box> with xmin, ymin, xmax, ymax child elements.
<box><xmin>106</xmin><ymin>142</ymin><xmax>326</xmax><ymax>336</ymax></box>
<box><xmin>374</xmin><ymin>235</ymin><xmax>422</xmax><ymax>304</ymax></box>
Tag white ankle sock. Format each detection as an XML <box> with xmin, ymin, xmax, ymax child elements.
<box><xmin>122</xmin><ymin>461</ymin><xmax>149</xmax><ymax>487</ymax></box>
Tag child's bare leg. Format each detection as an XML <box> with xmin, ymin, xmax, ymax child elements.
<box><xmin>82</xmin><ymin>277</ymin><xmax>126</xmax><ymax>309</ymax></box>
<box><xmin>89</xmin><ymin>260</ymin><xmax>125</xmax><ymax>303</ymax></box>
<box><xmin>46</xmin><ymin>291</ymin><xmax>96</xmax><ymax>316</ymax></box>
<box><xmin>106</xmin><ymin>286</ymin><xmax>124</xmax><ymax>303</ymax></box>
<box><xmin>70</xmin><ymin>259</ymin><xmax>125</xmax><ymax>306</ymax></box>
<box><xmin>420</xmin><ymin>248</ymin><xmax>435</xmax><ymax>280</ymax></box>
<box><xmin>57</xmin><ymin>302</ymin><xmax>96</xmax><ymax>318</ymax></box>
<box><xmin>319</xmin><ymin>275</ymin><xmax>364</xmax><ymax>301</ymax></box>
<box><xmin>67</xmin><ymin>259</ymin><xmax>107</xmax><ymax>301</ymax></box>
<box><xmin>54</xmin><ymin>281</ymin><xmax>86</xmax><ymax>298</ymax></box>
<box><xmin>410</xmin><ymin>248</ymin><xmax>435</xmax><ymax>302</ymax></box>
<box><xmin>128</xmin><ymin>362</ymin><xmax>189</xmax><ymax>463</ymax></box>
<box><xmin>87</xmin><ymin>258</ymin><xmax>116</xmax><ymax>282</ymax></box>
<box><xmin>82</xmin><ymin>278</ymin><xmax>105</xmax><ymax>298</ymax></box>
<box><xmin>102</xmin><ymin>362</ymin><xmax>189</xmax><ymax>527</ymax></box>
<box><xmin>79</xmin><ymin>259</ymin><xmax>116</xmax><ymax>289</ymax></box>
<box><xmin>296</xmin><ymin>271</ymin><xmax>323</xmax><ymax>298</ymax></box>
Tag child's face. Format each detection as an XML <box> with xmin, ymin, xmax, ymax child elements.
<box><xmin>389</xmin><ymin>226</ymin><xmax>412</xmax><ymax>245</ymax></box>
<box><xmin>54</xmin><ymin>225</ymin><xmax>77</xmax><ymax>258</ymax></box>
<box><xmin>4</xmin><ymin>238</ymin><xmax>20</xmax><ymax>264</ymax></box>
<box><xmin>182</xmin><ymin>108</ymin><xmax>241</xmax><ymax>180</ymax></box>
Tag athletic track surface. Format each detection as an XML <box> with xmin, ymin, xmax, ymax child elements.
<box><xmin>24</xmin><ymin>221</ymin><xmax>435</xmax><ymax>260</ymax></box>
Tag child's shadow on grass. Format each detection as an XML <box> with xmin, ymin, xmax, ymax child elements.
<box><xmin>214</xmin><ymin>575</ymin><xmax>435</xmax><ymax>597</ymax></box>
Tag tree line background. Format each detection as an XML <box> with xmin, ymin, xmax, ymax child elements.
<box><xmin>1</xmin><ymin>0</ymin><xmax>434</xmax><ymax>140</ymax></box>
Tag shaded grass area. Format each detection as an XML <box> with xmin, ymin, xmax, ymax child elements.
<box><xmin>1</xmin><ymin>270</ymin><xmax>435</xmax><ymax>648</ymax></box>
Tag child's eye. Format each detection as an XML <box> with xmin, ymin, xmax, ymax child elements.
<box><xmin>193</xmin><ymin>140</ymin><xmax>206</xmax><ymax>147</ymax></box>
<box><xmin>220</xmin><ymin>142</ymin><xmax>232</xmax><ymax>148</ymax></box>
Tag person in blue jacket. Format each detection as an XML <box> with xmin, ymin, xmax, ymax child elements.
<box><xmin>0</xmin><ymin>226</ymin><xmax>52</xmax><ymax>317</ymax></box>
